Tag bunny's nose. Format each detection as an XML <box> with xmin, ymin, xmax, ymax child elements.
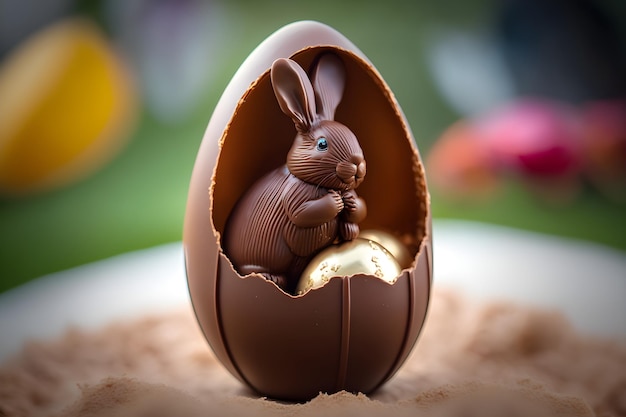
<box><xmin>355</xmin><ymin>160</ymin><xmax>366</xmax><ymax>180</ymax></box>
<box><xmin>336</xmin><ymin>163</ymin><xmax>357</xmax><ymax>182</ymax></box>
<box><xmin>337</xmin><ymin>157</ymin><xmax>366</xmax><ymax>186</ymax></box>
<box><xmin>350</xmin><ymin>155</ymin><xmax>366</xmax><ymax>180</ymax></box>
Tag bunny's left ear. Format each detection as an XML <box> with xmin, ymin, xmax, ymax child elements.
<box><xmin>271</xmin><ymin>58</ymin><xmax>317</xmax><ymax>131</ymax></box>
<box><xmin>310</xmin><ymin>53</ymin><xmax>346</xmax><ymax>121</ymax></box>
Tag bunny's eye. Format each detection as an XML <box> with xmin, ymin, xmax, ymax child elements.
<box><xmin>316</xmin><ymin>137</ymin><xmax>328</xmax><ymax>152</ymax></box>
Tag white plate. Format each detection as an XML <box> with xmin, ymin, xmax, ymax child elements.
<box><xmin>1</xmin><ymin>219</ymin><xmax>624</xmax><ymax>362</ymax></box>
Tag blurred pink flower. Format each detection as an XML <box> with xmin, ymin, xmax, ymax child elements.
<box><xmin>476</xmin><ymin>99</ymin><xmax>582</xmax><ymax>178</ymax></box>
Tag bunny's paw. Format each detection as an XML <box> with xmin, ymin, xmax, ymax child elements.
<box><xmin>340</xmin><ymin>222</ymin><xmax>360</xmax><ymax>241</ymax></box>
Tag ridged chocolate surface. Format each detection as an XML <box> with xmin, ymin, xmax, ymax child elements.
<box><xmin>223</xmin><ymin>54</ymin><xmax>367</xmax><ymax>293</ymax></box>
<box><xmin>183</xmin><ymin>21</ymin><xmax>433</xmax><ymax>401</ymax></box>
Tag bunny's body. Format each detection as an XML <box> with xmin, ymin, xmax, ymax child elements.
<box><xmin>225</xmin><ymin>165</ymin><xmax>343</xmax><ymax>284</ymax></box>
<box><xmin>224</xmin><ymin>54</ymin><xmax>366</xmax><ymax>293</ymax></box>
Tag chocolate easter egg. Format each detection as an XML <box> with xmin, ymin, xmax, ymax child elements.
<box><xmin>183</xmin><ymin>21</ymin><xmax>433</xmax><ymax>401</ymax></box>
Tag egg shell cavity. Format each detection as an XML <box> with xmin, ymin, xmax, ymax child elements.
<box><xmin>184</xmin><ymin>21</ymin><xmax>433</xmax><ymax>401</ymax></box>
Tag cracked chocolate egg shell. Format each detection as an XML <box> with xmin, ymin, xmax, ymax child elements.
<box><xmin>183</xmin><ymin>21</ymin><xmax>433</xmax><ymax>401</ymax></box>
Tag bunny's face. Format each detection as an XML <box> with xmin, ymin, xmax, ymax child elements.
<box><xmin>271</xmin><ymin>54</ymin><xmax>366</xmax><ymax>192</ymax></box>
<box><xmin>287</xmin><ymin>120</ymin><xmax>366</xmax><ymax>191</ymax></box>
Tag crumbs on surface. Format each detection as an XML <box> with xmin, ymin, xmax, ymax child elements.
<box><xmin>0</xmin><ymin>287</ymin><xmax>624</xmax><ymax>417</ymax></box>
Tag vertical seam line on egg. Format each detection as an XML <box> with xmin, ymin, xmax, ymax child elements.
<box><xmin>373</xmin><ymin>270</ymin><xmax>413</xmax><ymax>389</ymax></box>
<box><xmin>214</xmin><ymin>251</ymin><xmax>256</xmax><ymax>389</ymax></box>
<box><xmin>335</xmin><ymin>277</ymin><xmax>352</xmax><ymax>390</ymax></box>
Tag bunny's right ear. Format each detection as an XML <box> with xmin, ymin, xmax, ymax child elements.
<box><xmin>271</xmin><ymin>58</ymin><xmax>317</xmax><ymax>131</ymax></box>
<box><xmin>311</xmin><ymin>53</ymin><xmax>345</xmax><ymax>121</ymax></box>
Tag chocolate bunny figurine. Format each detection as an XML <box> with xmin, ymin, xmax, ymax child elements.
<box><xmin>224</xmin><ymin>53</ymin><xmax>367</xmax><ymax>294</ymax></box>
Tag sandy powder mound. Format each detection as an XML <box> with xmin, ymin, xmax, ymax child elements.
<box><xmin>0</xmin><ymin>287</ymin><xmax>624</xmax><ymax>417</ymax></box>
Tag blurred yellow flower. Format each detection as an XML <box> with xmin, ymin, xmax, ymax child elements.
<box><xmin>0</xmin><ymin>17</ymin><xmax>137</xmax><ymax>196</ymax></box>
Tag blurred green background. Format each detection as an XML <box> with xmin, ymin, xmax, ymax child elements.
<box><xmin>1</xmin><ymin>0</ymin><xmax>625</xmax><ymax>293</ymax></box>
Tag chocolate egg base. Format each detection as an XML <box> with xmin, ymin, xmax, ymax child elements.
<box><xmin>185</xmin><ymin>22</ymin><xmax>432</xmax><ymax>402</ymax></box>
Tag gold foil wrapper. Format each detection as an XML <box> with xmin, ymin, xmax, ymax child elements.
<box><xmin>297</xmin><ymin>238</ymin><xmax>401</xmax><ymax>295</ymax></box>
<box><xmin>358</xmin><ymin>229</ymin><xmax>414</xmax><ymax>269</ymax></box>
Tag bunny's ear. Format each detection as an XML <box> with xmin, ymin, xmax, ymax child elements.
<box><xmin>271</xmin><ymin>58</ymin><xmax>317</xmax><ymax>131</ymax></box>
<box><xmin>311</xmin><ymin>53</ymin><xmax>346</xmax><ymax>121</ymax></box>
